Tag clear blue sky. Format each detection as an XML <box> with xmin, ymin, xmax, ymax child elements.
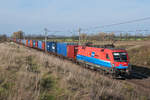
<box><xmin>0</xmin><ymin>0</ymin><xmax>150</xmax><ymax>36</ymax></box>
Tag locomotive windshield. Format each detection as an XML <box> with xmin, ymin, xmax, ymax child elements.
<box><xmin>113</xmin><ymin>52</ymin><xmax>127</xmax><ymax>62</ymax></box>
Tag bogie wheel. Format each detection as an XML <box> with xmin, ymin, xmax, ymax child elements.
<box><xmin>110</xmin><ymin>68</ymin><xmax>118</xmax><ymax>79</ymax></box>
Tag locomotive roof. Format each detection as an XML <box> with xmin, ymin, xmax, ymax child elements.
<box><xmin>80</xmin><ymin>46</ymin><xmax>126</xmax><ymax>51</ymax></box>
<box><xmin>82</xmin><ymin>43</ymin><xmax>126</xmax><ymax>50</ymax></box>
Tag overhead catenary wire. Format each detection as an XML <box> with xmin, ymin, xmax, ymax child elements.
<box><xmin>82</xmin><ymin>17</ymin><xmax>150</xmax><ymax>31</ymax></box>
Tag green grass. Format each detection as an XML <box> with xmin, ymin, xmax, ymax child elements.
<box><xmin>39</xmin><ymin>73</ymin><xmax>66</xmax><ymax>100</ymax></box>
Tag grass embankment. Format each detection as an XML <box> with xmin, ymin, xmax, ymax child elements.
<box><xmin>128</xmin><ymin>45</ymin><xmax>150</xmax><ymax>67</ymax></box>
<box><xmin>0</xmin><ymin>42</ymin><xmax>149</xmax><ymax>100</ymax></box>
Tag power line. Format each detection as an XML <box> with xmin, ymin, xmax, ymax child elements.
<box><xmin>83</xmin><ymin>17</ymin><xmax>150</xmax><ymax>31</ymax></box>
<box><xmin>78</xmin><ymin>28</ymin><xmax>81</xmax><ymax>45</ymax></box>
<box><xmin>44</xmin><ymin>28</ymin><xmax>50</xmax><ymax>52</ymax></box>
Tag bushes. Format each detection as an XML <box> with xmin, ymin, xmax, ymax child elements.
<box><xmin>0</xmin><ymin>80</ymin><xmax>14</xmax><ymax>100</ymax></box>
<box><xmin>40</xmin><ymin>74</ymin><xmax>54</xmax><ymax>91</ymax></box>
<box><xmin>26</xmin><ymin>55</ymin><xmax>40</xmax><ymax>73</ymax></box>
<box><xmin>39</xmin><ymin>74</ymin><xmax>62</xmax><ymax>100</ymax></box>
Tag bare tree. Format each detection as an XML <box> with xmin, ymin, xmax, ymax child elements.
<box><xmin>109</xmin><ymin>32</ymin><xmax>115</xmax><ymax>41</ymax></box>
<box><xmin>125</xmin><ymin>33</ymin><xmax>129</xmax><ymax>40</ymax></box>
<box><xmin>0</xmin><ymin>34</ymin><xmax>7</xmax><ymax>42</ymax></box>
<box><xmin>98</xmin><ymin>32</ymin><xmax>107</xmax><ymax>41</ymax></box>
<box><xmin>80</xmin><ymin>33</ymin><xmax>88</xmax><ymax>43</ymax></box>
<box><xmin>119</xmin><ymin>33</ymin><xmax>123</xmax><ymax>41</ymax></box>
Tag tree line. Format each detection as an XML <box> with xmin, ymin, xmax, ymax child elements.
<box><xmin>79</xmin><ymin>32</ymin><xmax>150</xmax><ymax>42</ymax></box>
<box><xmin>7</xmin><ymin>30</ymin><xmax>150</xmax><ymax>43</ymax></box>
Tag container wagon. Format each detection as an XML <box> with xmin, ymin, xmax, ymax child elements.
<box><xmin>35</xmin><ymin>41</ymin><xmax>38</xmax><ymax>48</ymax></box>
<box><xmin>28</xmin><ymin>40</ymin><xmax>30</xmax><ymax>47</ymax></box>
<box><xmin>33</xmin><ymin>40</ymin><xmax>36</xmax><ymax>48</ymax></box>
<box><xmin>57</xmin><ymin>42</ymin><xmax>68</xmax><ymax>57</ymax></box>
<box><xmin>46</xmin><ymin>42</ymin><xmax>57</xmax><ymax>53</ymax></box>
<box><xmin>67</xmin><ymin>45</ymin><xmax>78</xmax><ymax>59</ymax></box>
<box><xmin>57</xmin><ymin>42</ymin><xmax>77</xmax><ymax>57</ymax></box>
<box><xmin>38</xmin><ymin>41</ymin><xmax>42</xmax><ymax>50</ymax></box>
<box><xmin>42</xmin><ymin>42</ymin><xmax>45</xmax><ymax>51</ymax></box>
<box><xmin>30</xmin><ymin>40</ymin><xmax>33</xmax><ymax>47</ymax></box>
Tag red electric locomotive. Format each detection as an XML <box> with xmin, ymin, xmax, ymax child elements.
<box><xmin>76</xmin><ymin>46</ymin><xmax>131</xmax><ymax>77</ymax></box>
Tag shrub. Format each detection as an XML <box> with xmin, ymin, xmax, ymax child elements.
<box><xmin>26</xmin><ymin>56</ymin><xmax>40</xmax><ymax>73</ymax></box>
<box><xmin>40</xmin><ymin>75</ymin><xmax>54</xmax><ymax>91</ymax></box>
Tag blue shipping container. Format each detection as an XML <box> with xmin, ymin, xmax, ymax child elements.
<box><xmin>57</xmin><ymin>42</ymin><xmax>67</xmax><ymax>57</ymax></box>
<box><xmin>28</xmin><ymin>40</ymin><xmax>30</xmax><ymax>46</ymax></box>
<box><xmin>38</xmin><ymin>41</ymin><xmax>42</xmax><ymax>49</ymax></box>
<box><xmin>46</xmin><ymin>42</ymin><xmax>57</xmax><ymax>53</ymax></box>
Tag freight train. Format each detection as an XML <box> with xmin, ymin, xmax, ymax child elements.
<box><xmin>13</xmin><ymin>39</ymin><xmax>131</xmax><ymax>78</ymax></box>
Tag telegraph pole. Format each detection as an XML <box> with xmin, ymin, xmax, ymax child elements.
<box><xmin>78</xmin><ymin>28</ymin><xmax>81</xmax><ymax>45</ymax></box>
<box><xmin>44</xmin><ymin>28</ymin><xmax>48</xmax><ymax>52</ymax></box>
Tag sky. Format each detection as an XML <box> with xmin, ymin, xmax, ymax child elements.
<box><xmin>0</xmin><ymin>0</ymin><xmax>150</xmax><ymax>36</ymax></box>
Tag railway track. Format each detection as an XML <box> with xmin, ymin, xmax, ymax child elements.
<box><xmin>124</xmin><ymin>72</ymin><xmax>150</xmax><ymax>91</ymax></box>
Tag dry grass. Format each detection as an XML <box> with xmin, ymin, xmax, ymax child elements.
<box><xmin>0</xmin><ymin>42</ymin><xmax>149</xmax><ymax>100</ymax></box>
<box><xmin>128</xmin><ymin>45</ymin><xmax>150</xmax><ymax>67</ymax></box>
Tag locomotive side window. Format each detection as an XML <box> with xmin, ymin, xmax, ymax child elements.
<box><xmin>113</xmin><ymin>52</ymin><xmax>127</xmax><ymax>62</ymax></box>
<box><xmin>106</xmin><ymin>54</ymin><xmax>110</xmax><ymax>60</ymax></box>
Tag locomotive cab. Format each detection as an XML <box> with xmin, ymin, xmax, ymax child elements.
<box><xmin>111</xmin><ymin>50</ymin><xmax>131</xmax><ymax>76</ymax></box>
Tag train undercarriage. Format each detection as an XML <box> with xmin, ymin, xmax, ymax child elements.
<box><xmin>77</xmin><ymin>60</ymin><xmax>131</xmax><ymax>79</ymax></box>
